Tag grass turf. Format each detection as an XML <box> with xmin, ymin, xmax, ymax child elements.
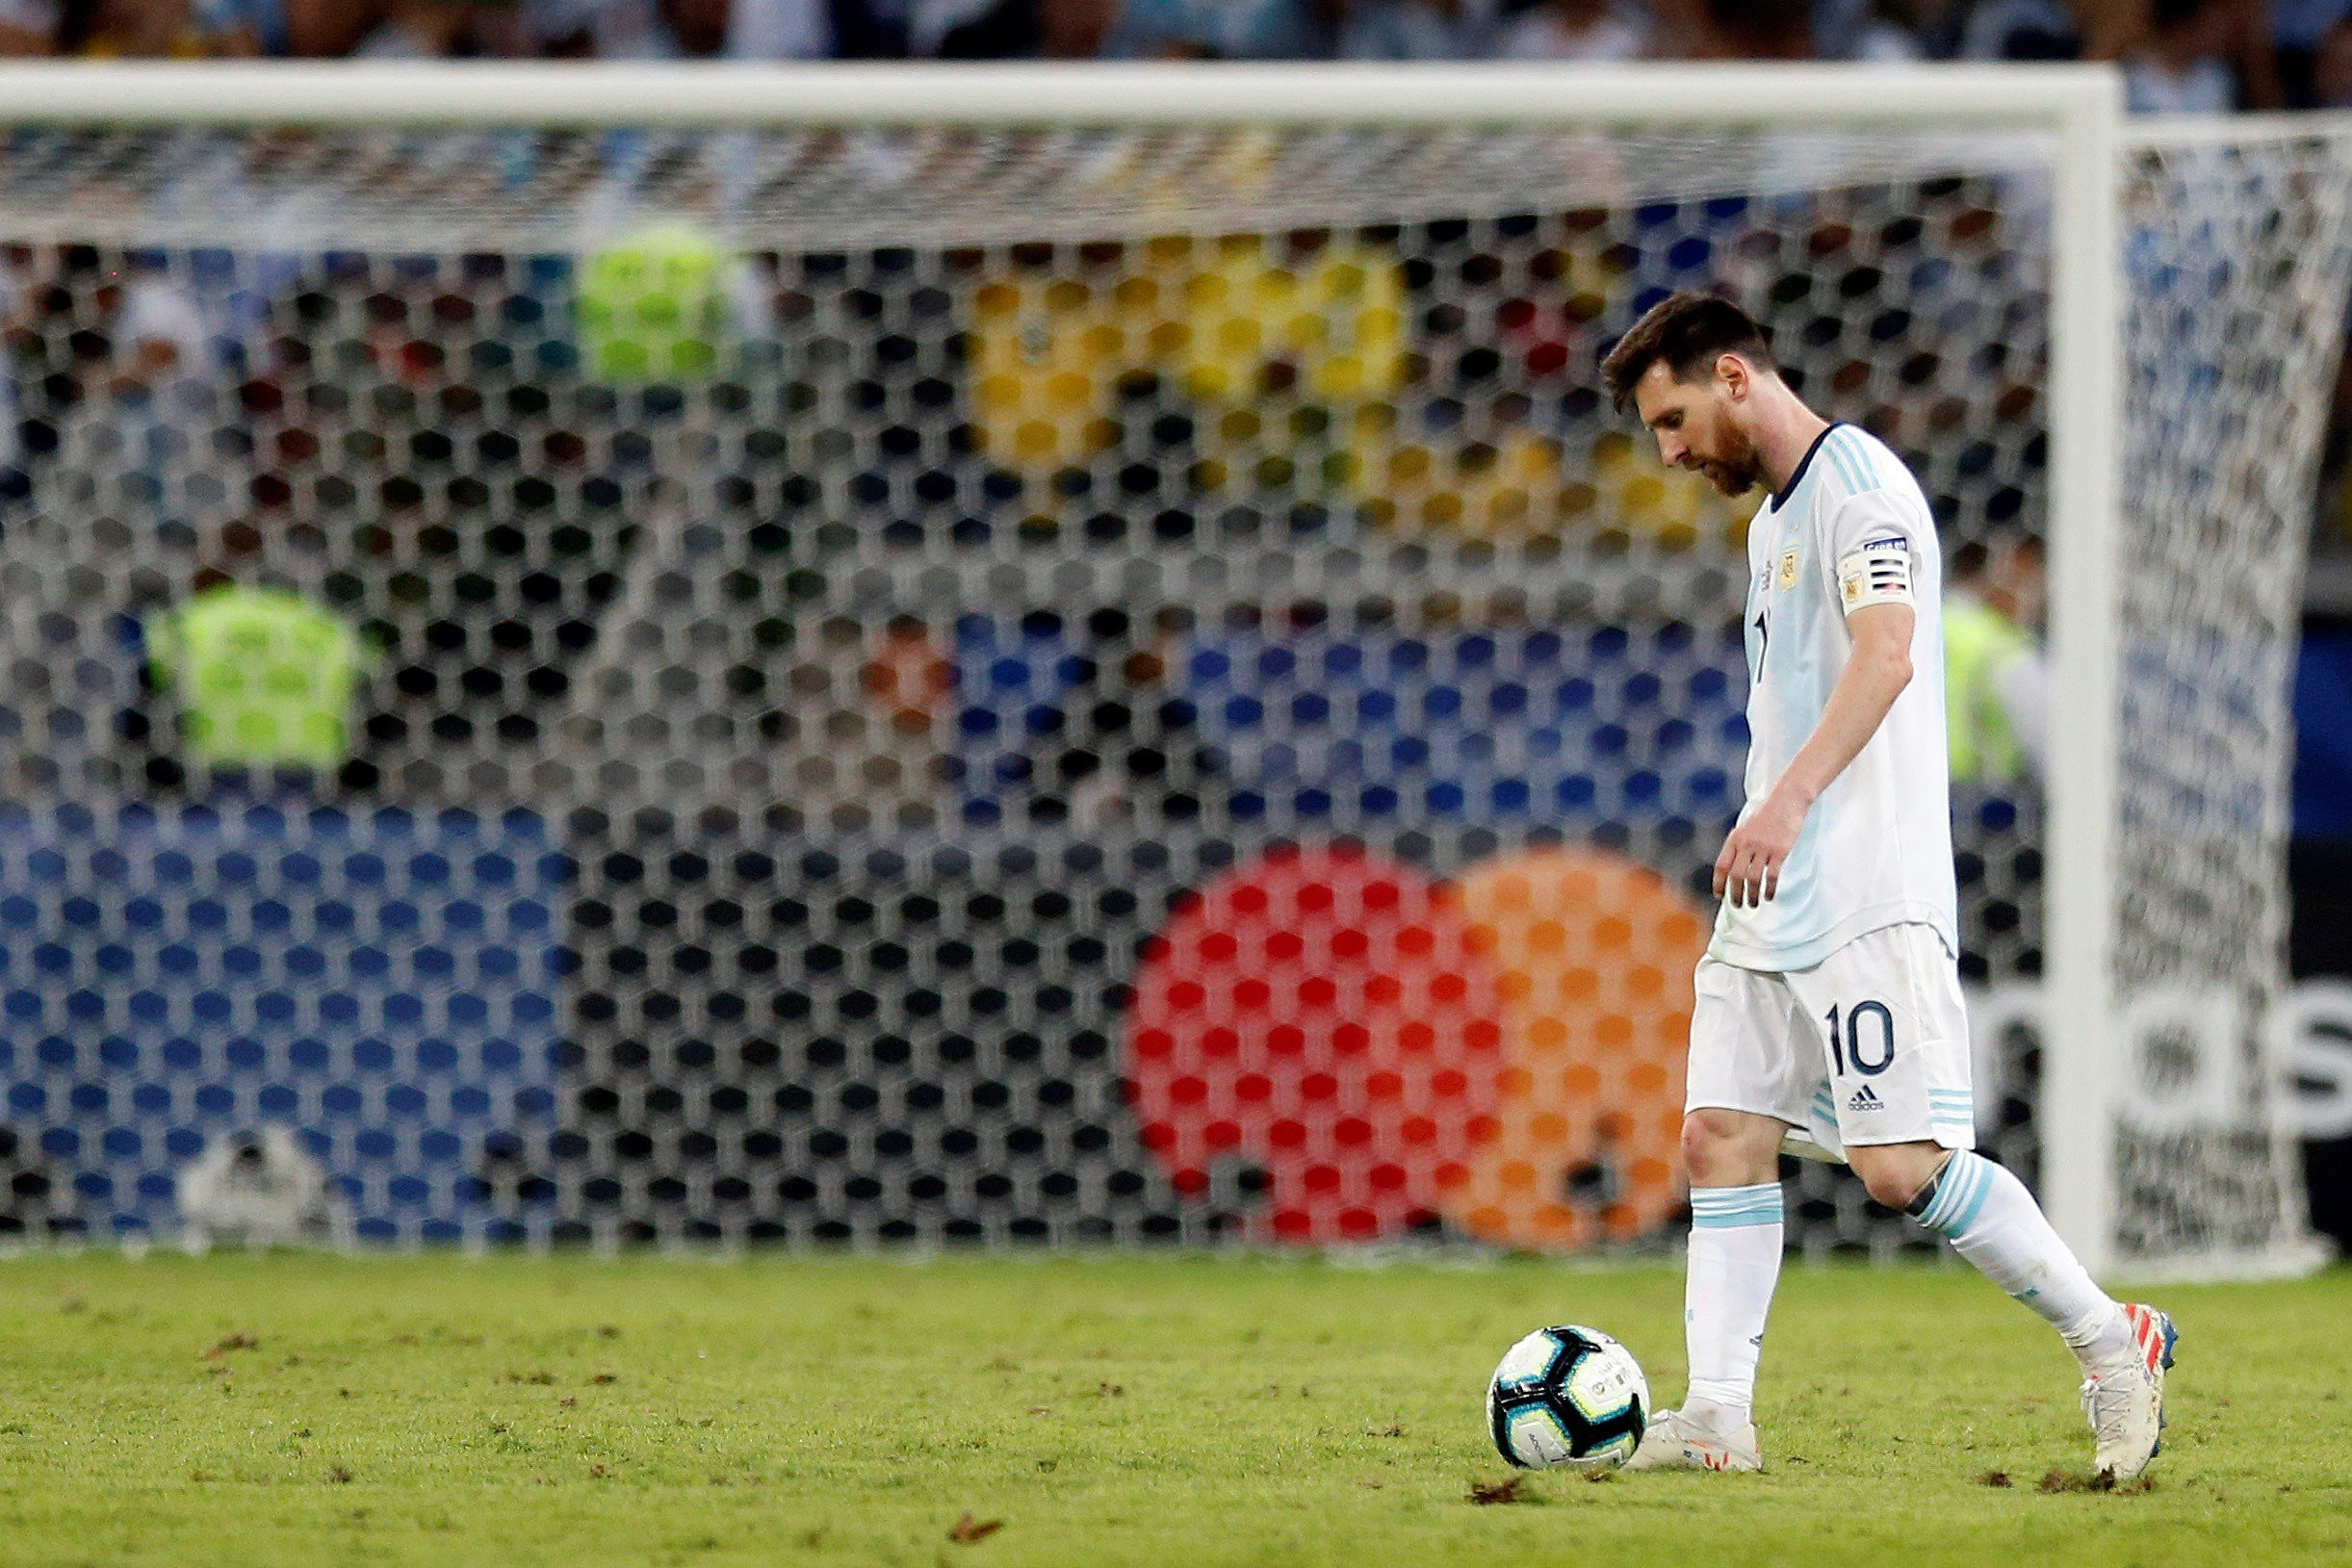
<box><xmin>0</xmin><ymin>1253</ymin><xmax>2345</xmax><ymax>1567</ymax></box>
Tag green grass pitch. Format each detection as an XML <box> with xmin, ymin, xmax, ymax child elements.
<box><xmin>0</xmin><ymin>1252</ymin><xmax>2345</xmax><ymax>1567</ymax></box>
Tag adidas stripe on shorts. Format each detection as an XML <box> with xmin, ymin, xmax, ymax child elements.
<box><xmin>1685</xmin><ymin>921</ymin><xmax>1975</xmax><ymax>1160</ymax></box>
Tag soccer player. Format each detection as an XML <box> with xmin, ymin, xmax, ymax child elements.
<box><xmin>1596</xmin><ymin>293</ymin><xmax>2174</xmax><ymax>1479</ymax></box>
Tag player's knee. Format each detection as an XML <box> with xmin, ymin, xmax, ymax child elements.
<box><xmin>1858</xmin><ymin>1165</ymin><xmax>1923</xmax><ymax>1211</ymax></box>
<box><xmin>1850</xmin><ymin>1146</ymin><xmax>1945</xmax><ymax>1211</ymax></box>
<box><xmin>1680</xmin><ymin>1110</ymin><xmax>1765</xmax><ymax>1186</ymax></box>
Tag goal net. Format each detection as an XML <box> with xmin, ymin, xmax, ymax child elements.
<box><xmin>0</xmin><ymin>65</ymin><xmax>2336</xmax><ymax>1276</ymax></box>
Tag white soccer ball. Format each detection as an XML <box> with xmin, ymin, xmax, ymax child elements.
<box><xmin>1485</xmin><ymin>1324</ymin><xmax>1649</xmax><ymax>1470</ymax></box>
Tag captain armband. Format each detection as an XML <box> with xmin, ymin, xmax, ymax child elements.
<box><xmin>1836</xmin><ymin>535</ymin><xmax>1915</xmax><ymax>613</ymax></box>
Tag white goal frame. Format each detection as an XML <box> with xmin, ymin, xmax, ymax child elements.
<box><xmin>0</xmin><ymin>59</ymin><xmax>2132</xmax><ymax>1272</ymax></box>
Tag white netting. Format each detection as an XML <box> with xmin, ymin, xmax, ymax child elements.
<box><xmin>2110</xmin><ymin>128</ymin><xmax>2352</xmax><ymax>1272</ymax></box>
<box><xmin>0</xmin><ymin>109</ymin><xmax>2333</xmax><ymax>1267</ymax></box>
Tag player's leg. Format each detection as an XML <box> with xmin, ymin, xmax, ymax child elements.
<box><xmin>1626</xmin><ymin>959</ymin><xmax>1809</xmax><ymax>1474</ymax></box>
<box><xmin>1805</xmin><ymin>926</ymin><xmax>2175</xmax><ymax>1478</ymax></box>
<box><xmin>1678</xmin><ymin>1105</ymin><xmax>1786</xmax><ymax>1438</ymax></box>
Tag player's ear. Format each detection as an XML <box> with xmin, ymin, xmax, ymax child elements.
<box><xmin>1715</xmin><ymin>352</ymin><xmax>1748</xmax><ymax>399</ymax></box>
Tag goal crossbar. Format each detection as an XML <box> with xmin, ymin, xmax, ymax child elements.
<box><xmin>0</xmin><ymin>60</ymin><xmax>2120</xmax><ymax>131</ymax></box>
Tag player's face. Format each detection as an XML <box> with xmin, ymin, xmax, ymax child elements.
<box><xmin>1632</xmin><ymin>357</ymin><xmax>1766</xmax><ymax>497</ymax></box>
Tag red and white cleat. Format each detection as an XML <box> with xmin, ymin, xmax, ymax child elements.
<box><xmin>2081</xmin><ymin>1302</ymin><xmax>2178</xmax><ymax>1482</ymax></box>
<box><xmin>1620</xmin><ymin>1407</ymin><xmax>1763</xmax><ymax>1473</ymax></box>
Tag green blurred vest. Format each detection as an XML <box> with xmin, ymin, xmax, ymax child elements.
<box><xmin>148</xmin><ymin>585</ymin><xmax>364</xmax><ymax>768</ymax></box>
<box><xmin>1944</xmin><ymin>592</ymin><xmax>2031</xmax><ymax>784</ymax></box>
<box><xmin>576</xmin><ymin>221</ymin><xmax>730</xmax><ymax>385</ymax></box>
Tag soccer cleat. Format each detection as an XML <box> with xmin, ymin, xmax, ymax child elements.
<box><xmin>1620</xmin><ymin>1406</ymin><xmax>1763</xmax><ymax>1473</ymax></box>
<box><xmin>2081</xmin><ymin>1302</ymin><xmax>2177</xmax><ymax>1482</ymax></box>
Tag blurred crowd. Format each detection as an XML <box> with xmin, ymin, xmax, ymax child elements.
<box><xmin>3</xmin><ymin>0</ymin><xmax>2352</xmax><ymax>113</ymax></box>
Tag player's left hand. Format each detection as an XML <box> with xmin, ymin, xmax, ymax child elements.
<box><xmin>1714</xmin><ymin>792</ymin><xmax>1807</xmax><ymax>908</ymax></box>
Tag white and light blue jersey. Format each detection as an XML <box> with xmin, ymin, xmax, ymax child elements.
<box><xmin>1711</xmin><ymin>423</ymin><xmax>1957</xmax><ymax>972</ymax></box>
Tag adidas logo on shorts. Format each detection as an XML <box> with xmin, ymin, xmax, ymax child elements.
<box><xmin>1846</xmin><ymin>1085</ymin><xmax>1883</xmax><ymax>1113</ymax></box>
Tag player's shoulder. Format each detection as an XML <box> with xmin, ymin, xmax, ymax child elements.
<box><xmin>1816</xmin><ymin>424</ymin><xmax>1910</xmax><ymax>500</ymax></box>
<box><xmin>1811</xmin><ymin>424</ymin><xmax>1931</xmax><ymax>527</ymax></box>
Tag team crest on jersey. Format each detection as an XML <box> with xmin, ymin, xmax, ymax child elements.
<box><xmin>1777</xmin><ymin>548</ymin><xmax>1799</xmax><ymax>591</ymax></box>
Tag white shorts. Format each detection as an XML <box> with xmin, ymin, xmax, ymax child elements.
<box><xmin>1686</xmin><ymin>922</ymin><xmax>1975</xmax><ymax>1162</ymax></box>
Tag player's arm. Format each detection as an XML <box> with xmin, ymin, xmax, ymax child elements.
<box><xmin>1715</xmin><ymin>607</ymin><xmax>1913</xmax><ymax>908</ymax></box>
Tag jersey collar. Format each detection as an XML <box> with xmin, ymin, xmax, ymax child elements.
<box><xmin>1770</xmin><ymin>421</ymin><xmax>1846</xmax><ymax>512</ymax></box>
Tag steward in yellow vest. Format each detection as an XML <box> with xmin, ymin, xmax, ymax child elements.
<box><xmin>147</xmin><ymin>583</ymin><xmax>368</xmax><ymax>770</ymax></box>
<box><xmin>1943</xmin><ymin>533</ymin><xmax>2047</xmax><ymax>785</ymax></box>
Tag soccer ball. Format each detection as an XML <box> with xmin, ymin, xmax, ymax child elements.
<box><xmin>1485</xmin><ymin>1324</ymin><xmax>1649</xmax><ymax>1470</ymax></box>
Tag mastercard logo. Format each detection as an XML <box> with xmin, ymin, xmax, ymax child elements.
<box><xmin>1124</xmin><ymin>842</ymin><xmax>1705</xmax><ymax>1248</ymax></box>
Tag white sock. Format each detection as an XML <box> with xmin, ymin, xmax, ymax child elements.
<box><xmin>1911</xmin><ymin>1151</ymin><xmax>2134</xmax><ymax>1373</ymax></box>
<box><xmin>1683</xmin><ymin>1182</ymin><xmax>1783</xmax><ymax>1426</ymax></box>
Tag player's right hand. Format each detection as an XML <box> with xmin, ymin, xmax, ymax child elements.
<box><xmin>1714</xmin><ymin>793</ymin><xmax>1804</xmax><ymax>908</ymax></box>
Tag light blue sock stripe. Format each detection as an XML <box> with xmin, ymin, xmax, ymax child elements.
<box><xmin>1691</xmin><ymin>1183</ymin><xmax>1783</xmax><ymax>1231</ymax></box>
<box><xmin>1691</xmin><ymin>1182</ymin><xmax>1781</xmax><ymax>1205</ymax></box>
<box><xmin>1943</xmin><ymin>1158</ymin><xmax>1997</xmax><ymax>1234</ymax></box>
<box><xmin>1936</xmin><ymin>1158</ymin><xmax>1986</xmax><ymax>1232</ymax></box>
<box><xmin>1920</xmin><ymin>1153</ymin><xmax>1995</xmax><ymax>1237</ymax></box>
<box><xmin>1690</xmin><ymin>1184</ymin><xmax>1782</xmax><ymax>1215</ymax></box>
<box><xmin>1917</xmin><ymin>1156</ymin><xmax>1968</xmax><ymax>1230</ymax></box>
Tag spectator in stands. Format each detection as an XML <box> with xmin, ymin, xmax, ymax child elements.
<box><xmin>1657</xmin><ymin>0</ymin><xmax>1814</xmax><ymax>58</ymax></box>
<box><xmin>1492</xmin><ymin>0</ymin><xmax>1646</xmax><ymax>61</ymax></box>
<box><xmin>0</xmin><ymin>247</ymin><xmax>242</xmax><ymax>798</ymax></box>
<box><xmin>109</xmin><ymin>253</ymin><xmax>214</xmax><ymax>405</ymax></box>
<box><xmin>356</xmin><ymin>0</ymin><xmax>531</xmax><ymax>55</ymax></box>
<box><xmin>727</xmin><ymin>0</ymin><xmax>945</xmax><ymax>60</ymax></box>
<box><xmin>0</xmin><ymin>0</ymin><xmax>54</xmax><ymax>50</ymax></box>
<box><xmin>1955</xmin><ymin>0</ymin><xmax>2087</xmax><ymax>58</ymax></box>
<box><xmin>68</xmin><ymin>0</ymin><xmax>218</xmax><ymax>53</ymax></box>
<box><xmin>196</xmin><ymin>0</ymin><xmax>289</xmax><ymax>53</ymax></box>
<box><xmin>2126</xmin><ymin>0</ymin><xmax>2283</xmax><ymax>110</ymax></box>
<box><xmin>2318</xmin><ymin>7</ymin><xmax>2352</xmax><ymax>100</ymax></box>
<box><xmin>71</xmin><ymin>248</ymin><xmax>228</xmax><ymax>568</ymax></box>
<box><xmin>198</xmin><ymin>0</ymin><xmax>381</xmax><ymax>54</ymax></box>
<box><xmin>529</xmin><ymin>0</ymin><xmax>726</xmax><ymax>55</ymax></box>
<box><xmin>2128</xmin><ymin>0</ymin><xmax>2239</xmax><ymax>108</ymax></box>
<box><xmin>1813</xmin><ymin>0</ymin><xmax>1944</xmax><ymax>59</ymax></box>
<box><xmin>935</xmin><ymin>0</ymin><xmax>1117</xmax><ymax>56</ymax></box>
<box><xmin>724</xmin><ymin>0</ymin><xmax>834</xmax><ymax>56</ymax></box>
<box><xmin>1944</xmin><ymin>531</ymin><xmax>2048</xmax><ymax>785</ymax></box>
<box><xmin>2277</xmin><ymin>0</ymin><xmax>2352</xmax><ymax>104</ymax></box>
<box><xmin>1336</xmin><ymin>0</ymin><xmax>1494</xmax><ymax>59</ymax></box>
<box><xmin>1103</xmin><ymin>0</ymin><xmax>1330</xmax><ymax>58</ymax></box>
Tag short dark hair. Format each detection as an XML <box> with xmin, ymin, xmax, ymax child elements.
<box><xmin>1600</xmin><ymin>292</ymin><xmax>1775</xmax><ymax>413</ymax></box>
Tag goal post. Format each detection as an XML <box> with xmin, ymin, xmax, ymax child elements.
<box><xmin>0</xmin><ymin>61</ymin><xmax>2324</xmax><ymax>1276</ymax></box>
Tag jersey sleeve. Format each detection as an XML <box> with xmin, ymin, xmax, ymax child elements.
<box><xmin>1822</xmin><ymin>486</ymin><xmax>1929</xmax><ymax>617</ymax></box>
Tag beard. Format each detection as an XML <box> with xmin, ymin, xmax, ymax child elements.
<box><xmin>1690</xmin><ymin>430</ymin><xmax>1768</xmax><ymax>497</ymax></box>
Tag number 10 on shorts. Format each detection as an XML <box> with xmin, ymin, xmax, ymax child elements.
<box><xmin>1825</xmin><ymin>1001</ymin><xmax>1895</xmax><ymax>1077</ymax></box>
